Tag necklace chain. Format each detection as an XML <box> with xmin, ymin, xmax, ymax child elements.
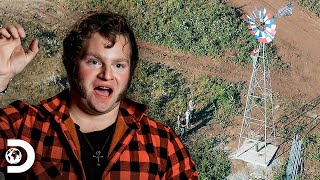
<box><xmin>80</xmin><ymin>124</ymin><xmax>115</xmax><ymax>166</ymax></box>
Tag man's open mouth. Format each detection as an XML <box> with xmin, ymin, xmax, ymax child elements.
<box><xmin>94</xmin><ymin>86</ymin><xmax>113</xmax><ymax>97</ymax></box>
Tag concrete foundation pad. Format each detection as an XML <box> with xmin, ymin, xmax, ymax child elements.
<box><xmin>234</xmin><ymin>139</ymin><xmax>278</xmax><ymax>167</ymax></box>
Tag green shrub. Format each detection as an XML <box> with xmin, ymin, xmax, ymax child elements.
<box><xmin>186</xmin><ymin>132</ymin><xmax>231</xmax><ymax>179</ymax></box>
<box><xmin>298</xmin><ymin>0</ymin><xmax>320</xmax><ymax>17</ymax></box>
<box><xmin>273</xmin><ymin>159</ymin><xmax>288</xmax><ymax>180</ymax></box>
<box><xmin>303</xmin><ymin>135</ymin><xmax>320</xmax><ymax>161</ymax></box>
<box><xmin>198</xmin><ymin>149</ymin><xmax>231</xmax><ymax>180</ymax></box>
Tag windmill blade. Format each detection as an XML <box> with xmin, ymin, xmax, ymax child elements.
<box><xmin>246</xmin><ymin>14</ymin><xmax>256</xmax><ymax>22</ymax></box>
<box><xmin>259</xmin><ymin>6</ymin><xmax>263</xmax><ymax>20</ymax></box>
<box><xmin>252</xmin><ymin>6</ymin><xmax>259</xmax><ymax>19</ymax></box>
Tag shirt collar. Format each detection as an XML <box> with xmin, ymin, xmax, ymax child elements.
<box><xmin>39</xmin><ymin>89</ymin><xmax>71</xmax><ymax>123</ymax></box>
<box><xmin>119</xmin><ymin>98</ymin><xmax>147</xmax><ymax>129</ymax></box>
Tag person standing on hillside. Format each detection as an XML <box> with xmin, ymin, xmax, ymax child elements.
<box><xmin>188</xmin><ymin>99</ymin><xmax>195</xmax><ymax>120</ymax></box>
<box><xmin>177</xmin><ymin>111</ymin><xmax>182</xmax><ymax>131</ymax></box>
<box><xmin>0</xmin><ymin>11</ymin><xmax>198</xmax><ymax>179</ymax></box>
<box><xmin>177</xmin><ymin>111</ymin><xmax>187</xmax><ymax>137</ymax></box>
<box><xmin>185</xmin><ymin>109</ymin><xmax>191</xmax><ymax>129</ymax></box>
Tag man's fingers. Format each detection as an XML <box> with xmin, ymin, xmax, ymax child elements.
<box><xmin>0</xmin><ymin>23</ymin><xmax>25</xmax><ymax>39</ymax></box>
<box><xmin>25</xmin><ymin>38</ymin><xmax>39</xmax><ymax>62</ymax></box>
<box><xmin>0</xmin><ymin>28</ymin><xmax>11</xmax><ymax>38</ymax></box>
<box><xmin>14</xmin><ymin>23</ymin><xmax>26</xmax><ymax>38</ymax></box>
<box><xmin>4</xmin><ymin>24</ymin><xmax>19</xmax><ymax>39</ymax></box>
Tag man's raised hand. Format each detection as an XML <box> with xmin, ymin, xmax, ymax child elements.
<box><xmin>0</xmin><ymin>23</ymin><xmax>39</xmax><ymax>91</ymax></box>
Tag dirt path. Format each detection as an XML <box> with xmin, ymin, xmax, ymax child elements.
<box><xmin>139</xmin><ymin>40</ymin><xmax>252</xmax><ymax>82</ymax></box>
<box><xmin>0</xmin><ymin>0</ymin><xmax>75</xmax><ymax>26</ymax></box>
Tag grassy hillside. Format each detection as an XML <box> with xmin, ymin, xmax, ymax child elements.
<box><xmin>61</xmin><ymin>0</ymin><xmax>281</xmax><ymax>66</ymax></box>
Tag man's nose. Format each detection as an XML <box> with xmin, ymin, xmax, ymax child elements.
<box><xmin>98</xmin><ymin>65</ymin><xmax>114</xmax><ymax>80</ymax></box>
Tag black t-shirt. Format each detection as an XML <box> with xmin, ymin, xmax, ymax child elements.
<box><xmin>75</xmin><ymin>122</ymin><xmax>116</xmax><ymax>180</ymax></box>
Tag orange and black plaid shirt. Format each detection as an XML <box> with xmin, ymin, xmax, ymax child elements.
<box><xmin>0</xmin><ymin>90</ymin><xmax>198</xmax><ymax>179</ymax></box>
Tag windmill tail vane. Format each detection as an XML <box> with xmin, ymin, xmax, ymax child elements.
<box><xmin>274</xmin><ymin>2</ymin><xmax>293</xmax><ymax>18</ymax></box>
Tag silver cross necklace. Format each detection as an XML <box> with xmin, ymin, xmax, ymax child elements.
<box><xmin>80</xmin><ymin>125</ymin><xmax>115</xmax><ymax>166</ymax></box>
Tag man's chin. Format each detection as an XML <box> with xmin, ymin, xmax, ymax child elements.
<box><xmin>87</xmin><ymin>101</ymin><xmax>120</xmax><ymax>115</ymax></box>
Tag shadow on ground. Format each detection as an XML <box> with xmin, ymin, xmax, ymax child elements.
<box><xmin>187</xmin><ymin>100</ymin><xmax>217</xmax><ymax>135</ymax></box>
<box><xmin>276</xmin><ymin>95</ymin><xmax>320</xmax><ymax>158</ymax></box>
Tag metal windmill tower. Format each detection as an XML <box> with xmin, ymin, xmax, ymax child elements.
<box><xmin>236</xmin><ymin>3</ymin><xmax>293</xmax><ymax>166</ymax></box>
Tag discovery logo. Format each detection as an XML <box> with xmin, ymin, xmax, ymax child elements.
<box><xmin>5</xmin><ymin>139</ymin><xmax>35</xmax><ymax>173</ymax></box>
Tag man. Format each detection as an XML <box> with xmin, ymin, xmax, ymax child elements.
<box><xmin>185</xmin><ymin>110</ymin><xmax>191</xmax><ymax>129</ymax></box>
<box><xmin>188</xmin><ymin>99</ymin><xmax>195</xmax><ymax>120</ymax></box>
<box><xmin>250</xmin><ymin>48</ymin><xmax>258</xmax><ymax>62</ymax></box>
<box><xmin>0</xmin><ymin>11</ymin><xmax>198</xmax><ymax>179</ymax></box>
<box><xmin>176</xmin><ymin>112</ymin><xmax>186</xmax><ymax>137</ymax></box>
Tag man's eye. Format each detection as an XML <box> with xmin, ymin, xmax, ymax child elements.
<box><xmin>116</xmin><ymin>64</ymin><xmax>124</xmax><ymax>68</ymax></box>
<box><xmin>88</xmin><ymin>59</ymin><xmax>100</xmax><ymax>65</ymax></box>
